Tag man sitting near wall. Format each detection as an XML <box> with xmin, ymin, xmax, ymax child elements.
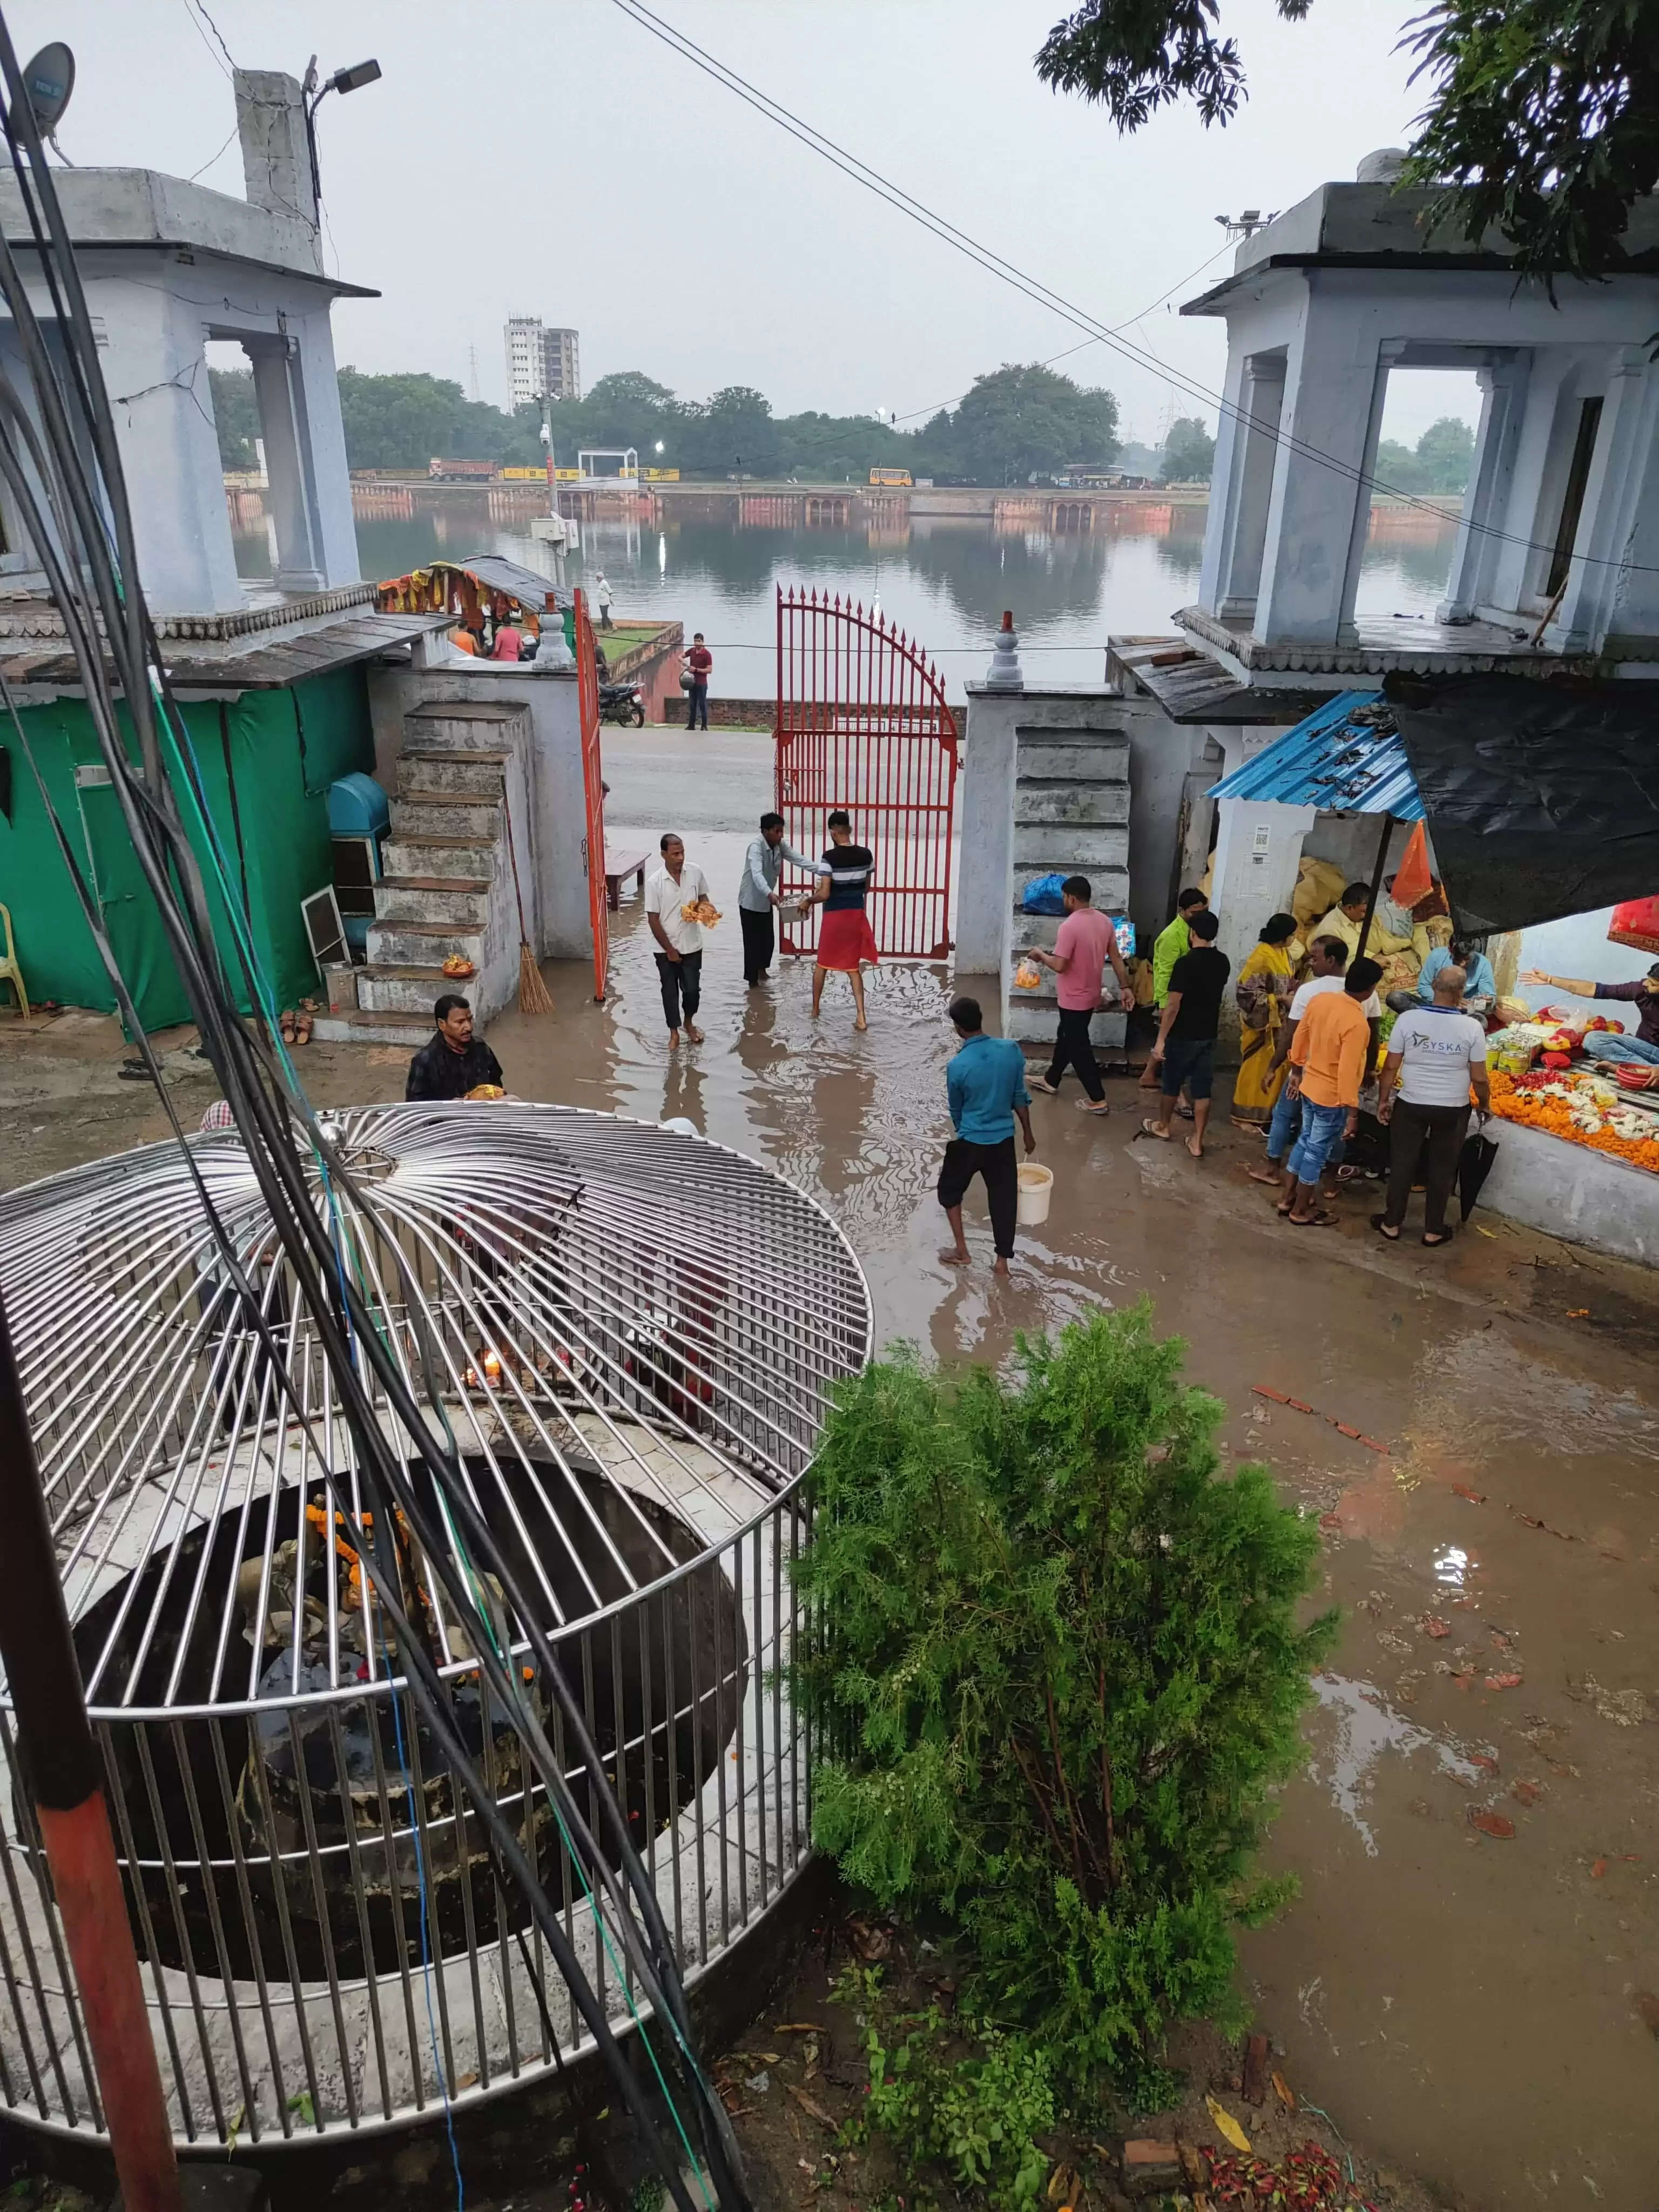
<box><xmin>406</xmin><ymin>993</ymin><xmax>506</xmax><ymax>1101</ymax></box>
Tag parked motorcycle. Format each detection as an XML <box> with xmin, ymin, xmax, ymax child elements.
<box><xmin>600</xmin><ymin>680</ymin><xmax>645</xmax><ymax>728</ymax></box>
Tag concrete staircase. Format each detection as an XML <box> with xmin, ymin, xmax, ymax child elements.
<box><xmin>313</xmin><ymin>699</ymin><xmax>531</xmax><ymax>1048</ymax></box>
<box><xmin>1005</xmin><ymin>724</ymin><xmax>1131</xmax><ymax>1049</ymax></box>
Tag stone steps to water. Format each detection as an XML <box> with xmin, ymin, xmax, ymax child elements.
<box><xmin>396</xmin><ymin>746</ymin><xmax>509</xmax><ymax>797</ymax></box>
<box><xmin>357</xmin><ymin>962</ymin><xmax>465</xmax><ymax>1016</ymax></box>
<box><xmin>382</xmin><ymin>832</ymin><xmax>498</xmax><ymax>879</ymax></box>
<box><xmin>375</xmin><ymin>874</ymin><xmax>492</xmax><ymax>925</ymax></box>
<box><xmin>366</xmin><ymin>916</ymin><xmax>486</xmax><ymax>968</ymax></box>
<box><xmin>390</xmin><ymin>792</ymin><xmax>503</xmax><ymax>840</ymax></box>
<box><xmin>312</xmin><ymin>1007</ymin><xmax>435</xmax><ymax>1049</ymax></box>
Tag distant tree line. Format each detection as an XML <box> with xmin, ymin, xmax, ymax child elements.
<box><xmin>208</xmin><ymin>359</ymin><xmax>1127</xmax><ymax>487</ymax></box>
<box><xmin>1373</xmin><ymin>416</ymin><xmax>1475</xmax><ymax>496</ymax></box>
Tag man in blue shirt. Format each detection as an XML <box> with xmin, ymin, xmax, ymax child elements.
<box><xmin>1387</xmin><ymin>939</ymin><xmax>1496</xmax><ymax>1015</ymax></box>
<box><xmin>939</xmin><ymin>996</ymin><xmax>1036</xmax><ymax>1276</ymax></box>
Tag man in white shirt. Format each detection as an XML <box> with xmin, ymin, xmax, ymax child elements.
<box><xmin>1247</xmin><ymin>935</ymin><xmax>1382</xmax><ymax>1189</ymax></box>
<box><xmin>1373</xmin><ymin>963</ymin><xmax>1491</xmax><ymax>1247</ymax></box>
<box><xmin>645</xmin><ymin>831</ymin><xmax>711</xmax><ymax>1048</ymax></box>
<box><xmin>595</xmin><ymin>572</ymin><xmax>614</xmax><ymax>629</ymax></box>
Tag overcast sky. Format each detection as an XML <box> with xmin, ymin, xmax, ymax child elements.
<box><xmin>25</xmin><ymin>0</ymin><xmax>1480</xmax><ymax>446</ymax></box>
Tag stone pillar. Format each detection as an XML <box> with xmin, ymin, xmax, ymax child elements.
<box><xmin>1211</xmin><ymin>354</ymin><xmax>1286</xmax><ymax>619</ymax></box>
<box><xmin>1210</xmin><ymin>795</ymin><xmax>1316</xmax><ymax>1051</ymax></box>
<box><xmin>1334</xmin><ymin>341</ymin><xmax>1401</xmax><ymax>644</ymax></box>
<box><xmin>249</xmin><ymin>343</ymin><xmax>325</xmax><ymax>594</ymax></box>
<box><xmin>1548</xmin><ymin>345</ymin><xmax>1659</xmax><ymax>652</ymax></box>
<box><xmin>234</xmin><ymin>71</ymin><xmax>321</xmax><ymax>268</ymax></box>
<box><xmin>106</xmin><ymin>288</ymin><xmax>242</xmax><ymax>613</ymax></box>
<box><xmin>1255</xmin><ymin>293</ymin><xmax>1384</xmax><ymax>649</ymax></box>
<box><xmin>955</xmin><ymin>684</ymin><xmax>1019</xmax><ymax>977</ymax></box>
<box><xmin>285</xmin><ymin>308</ymin><xmax>360</xmax><ymax>587</ymax></box>
<box><xmin>1438</xmin><ymin>357</ymin><xmax>1529</xmax><ymax>622</ymax></box>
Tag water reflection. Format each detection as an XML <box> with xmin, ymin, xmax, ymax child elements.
<box><xmin>235</xmin><ymin>493</ymin><xmax>1459</xmax><ymax>693</ymax></box>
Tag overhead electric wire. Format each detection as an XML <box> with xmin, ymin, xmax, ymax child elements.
<box><xmin>0</xmin><ymin>17</ymin><xmax>748</xmax><ymax>2205</ymax></box>
<box><xmin>609</xmin><ymin>0</ymin><xmax>1654</xmax><ymax>584</ymax></box>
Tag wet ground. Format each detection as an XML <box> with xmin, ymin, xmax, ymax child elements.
<box><xmin>3</xmin><ymin>729</ymin><xmax>1657</xmax><ymax>2209</ymax></box>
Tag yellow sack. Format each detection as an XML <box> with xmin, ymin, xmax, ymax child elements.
<box><xmin>1292</xmin><ymin>856</ymin><xmax>1347</xmax><ymax>933</ymax></box>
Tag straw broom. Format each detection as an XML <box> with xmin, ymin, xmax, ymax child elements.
<box><xmin>501</xmin><ymin>780</ymin><xmax>554</xmax><ymax>1015</ymax></box>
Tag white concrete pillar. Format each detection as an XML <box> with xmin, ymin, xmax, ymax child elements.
<box><xmin>1198</xmin><ymin>343</ymin><xmax>1251</xmax><ymax>612</ymax></box>
<box><xmin>955</xmin><ymin>684</ymin><xmax>1019</xmax><ymax>975</ymax></box>
<box><xmin>250</xmin><ymin>344</ymin><xmax>325</xmax><ymax>594</ymax></box>
<box><xmin>1211</xmin><ymin>796</ymin><xmax>1316</xmax><ymax>981</ymax></box>
<box><xmin>1548</xmin><ymin>346</ymin><xmax>1659</xmax><ymax>652</ymax></box>
<box><xmin>1438</xmin><ymin>357</ymin><xmax>1530</xmax><ymax>622</ymax></box>
<box><xmin>1213</xmin><ymin>355</ymin><xmax>1286</xmax><ymax>619</ymax></box>
<box><xmin>1255</xmin><ymin>292</ymin><xmax>1382</xmax><ymax>648</ymax></box>
<box><xmin>287</xmin><ymin>308</ymin><xmax>360</xmax><ymax>585</ymax></box>
<box><xmin>234</xmin><ymin>70</ymin><xmax>321</xmax><ymax>268</ymax></box>
<box><xmin>110</xmin><ymin>288</ymin><xmax>242</xmax><ymax>613</ymax></box>
<box><xmin>1334</xmin><ymin>341</ymin><xmax>1400</xmax><ymax>644</ymax></box>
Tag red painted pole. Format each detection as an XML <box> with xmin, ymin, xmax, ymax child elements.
<box><xmin>0</xmin><ymin>1291</ymin><xmax>180</xmax><ymax>2212</ymax></box>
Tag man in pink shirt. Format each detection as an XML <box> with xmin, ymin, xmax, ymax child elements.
<box><xmin>1026</xmin><ymin>875</ymin><xmax>1134</xmax><ymax>1116</ymax></box>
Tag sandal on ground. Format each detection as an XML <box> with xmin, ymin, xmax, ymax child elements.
<box><xmin>1421</xmin><ymin>1229</ymin><xmax>1454</xmax><ymax>1246</ymax></box>
<box><xmin>278</xmin><ymin>1010</ymin><xmax>297</xmax><ymax>1045</ymax></box>
<box><xmin>1076</xmin><ymin>1100</ymin><xmax>1110</xmax><ymax>1116</ymax></box>
<box><xmin>1288</xmin><ymin>1209</ymin><xmax>1341</xmax><ymax>1228</ymax></box>
<box><xmin>1028</xmin><ymin>1074</ymin><xmax>1060</xmax><ymax>1095</ymax></box>
<box><xmin>1370</xmin><ymin>1213</ymin><xmax>1401</xmax><ymax>1241</ymax></box>
<box><xmin>293</xmin><ymin>1011</ymin><xmax>312</xmax><ymax>1046</ymax></box>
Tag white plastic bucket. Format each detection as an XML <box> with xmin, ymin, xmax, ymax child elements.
<box><xmin>1016</xmin><ymin>1161</ymin><xmax>1054</xmax><ymax>1225</ymax></box>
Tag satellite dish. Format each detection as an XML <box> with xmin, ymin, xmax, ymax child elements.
<box><xmin>21</xmin><ymin>42</ymin><xmax>75</xmax><ymax>134</ymax></box>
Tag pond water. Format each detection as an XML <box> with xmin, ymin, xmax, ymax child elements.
<box><xmin>235</xmin><ymin>495</ymin><xmax>1461</xmax><ymax>698</ymax></box>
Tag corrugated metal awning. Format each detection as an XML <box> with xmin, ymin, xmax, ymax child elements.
<box><xmin>1206</xmin><ymin>689</ymin><xmax>1424</xmax><ymax>819</ymax></box>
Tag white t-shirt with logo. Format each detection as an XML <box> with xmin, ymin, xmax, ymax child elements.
<box><xmin>1390</xmin><ymin>1004</ymin><xmax>1487</xmax><ymax>1108</ymax></box>
<box><xmin>645</xmin><ymin>861</ymin><xmax>711</xmax><ymax>955</ymax></box>
<box><xmin>1289</xmin><ymin>973</ymin><xmax>1381</xmax><ymax>1022</ymax></box>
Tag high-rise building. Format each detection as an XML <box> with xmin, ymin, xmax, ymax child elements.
<box><xmin>503</xmin><ymin>316</ymin><xmax>581</xmax><ymax>409</ymax></box>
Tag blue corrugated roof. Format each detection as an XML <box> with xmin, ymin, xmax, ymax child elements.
<box><xmin>1206</xmin><ymin>689</ymin><xmax>1425</xmax><ymax>820</ymax></box>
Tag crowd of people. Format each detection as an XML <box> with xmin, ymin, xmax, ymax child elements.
<box><xmin>394</xmin><ymin>813</ymin><xmax>1600</xmax><ymax>1276</ymax></box>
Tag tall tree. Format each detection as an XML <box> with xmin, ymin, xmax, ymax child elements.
<box><xmin>1413</xmin><ymin>413</ymin><xmax>1475</xmax><ymax>493</ymax></box>
<box><xmin>941</xmin><ymin>363</ymin><xmax>1120</xmax><ymax>484</ymax></box>
<box><xmin>1033</xmin><ymin>0</ymin><xmax>1659</xmax><ymax>281</ymax></box>
<box><xmin>1161</xmin><ymin>415</ymin><xmax>1216</xmax><ymax>482</ymax></box>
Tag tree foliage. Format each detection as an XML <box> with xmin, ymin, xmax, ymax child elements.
<box><xmin>1374</xmin><ymin>413</ymin><xmax>1476</xmax><ymax>493</ymax></box>
<box><xmin>793</xmin><ymin>1305</ymin><xmax>1334</xmax><ymax>2101</ymax></box>
<box><xmin>1161</xmin><ymin>415</ymin><xmax>1216</xmax><ymax>481</ymax></box>
<box><xmin>211</xmin><ymin>354</ymin><xmax>1122</xmax><ymax>484</ymax></box>
<box><xmin>947</xmin><ymin>362</ymin><xmax>1120</xmax><ymax>482</ymax></box>
<box><xmin>1034</xmin><ymin>0</ymin><xmax>1659</xmax><ymax>280</ymax></box>
<box><xmin>208</xmin><ymin>366</ymin><xmax>261</xmax><ymax>470</ymax></box>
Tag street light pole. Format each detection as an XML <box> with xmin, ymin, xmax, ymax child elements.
<box><xmin>0</xmin><ymin>1290</ymin><xmax>179</xmax><ymax>2211</ymax></box>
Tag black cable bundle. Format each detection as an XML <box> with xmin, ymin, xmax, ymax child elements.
<box><xmin>0</xmin><ymin>23</ymin><xmax>747</xmax><ymax>2209</ymax></box>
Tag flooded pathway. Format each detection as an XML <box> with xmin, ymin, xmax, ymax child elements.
<box><xmin>3</xmin><ymin>731</ymin><xmax>1656</xmax><ymax>2206</ymax></box>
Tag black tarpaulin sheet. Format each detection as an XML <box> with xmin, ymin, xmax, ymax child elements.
<box><xmin>1386</xmin><ymin>675</ymin><xmax>1659</xmax><ymax>935</ymax></box>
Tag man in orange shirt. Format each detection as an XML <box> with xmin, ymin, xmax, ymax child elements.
<box><xmin>1280</xmin><ymin>957</ymin><xmax>1382</xmax><ymax>1226</ymax></box>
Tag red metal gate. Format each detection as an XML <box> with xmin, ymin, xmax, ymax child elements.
<box><xmin>576</xmin><ymin>588</ymin><xmax>609</xmax><ymax>1002</ymax></box>
<box><xmin>774</xmin><ymin>588</ymin><xmax>959</xmax><ymax>959</ymax></box>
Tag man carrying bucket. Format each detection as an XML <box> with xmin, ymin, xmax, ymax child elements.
<box><xmin>938</xmin><ymin>996</ymin><xmax>1037</xmax><ymax>1278</ymax></box>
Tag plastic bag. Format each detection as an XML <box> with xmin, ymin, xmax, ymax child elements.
<box><xmin>1014</xmin><ymin>959</ymin><xmax>1043</xmax><ymax>991</ymax></box>
<box><xmin>1020</xmin><ymin>873</ymin><xmax>1069</xmax><ymax>916</ymax></box>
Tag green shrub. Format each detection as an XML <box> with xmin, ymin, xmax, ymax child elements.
<box><xmin>837</xmin><ymin>1965</ymin><xmax>1054</xmax><ymax>2210</ymax></box>
<box><xmin>793</xmin><ymin>1304</ymin><xmax>1335</xmax><ymax>2102</ymax></box>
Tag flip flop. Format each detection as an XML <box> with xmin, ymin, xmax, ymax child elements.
<box><xmin>1421</xmin><ymin>1230</ymin><xmax>1454</xmax><ymax>1246</ymax></box>
<box><xmin>1370</xmin><ymin>1213</ymin><xmax>1401</xmax><ymax>1241</ymax></box>
<box><xmin>1140</xmin><ymin>1118</ymin><xmax>1171</xmax><ymax>1140</ymax></box>
<box><xmin>1288</xmin><ymin>1209</ymin><xmax>1341</xmax><ymax>1228</ymax></box>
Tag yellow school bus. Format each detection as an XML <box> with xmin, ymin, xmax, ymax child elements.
<box><xmin>868</xmin><ymin>467</ymin><xmax>913</xmax><ymax>488</ymax></box>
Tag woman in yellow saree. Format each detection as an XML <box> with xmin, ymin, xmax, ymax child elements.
<box><xmin>1231</xmin><ymin>912</ymin><xmax>1299</xmax><ymax>1129</ymax></box>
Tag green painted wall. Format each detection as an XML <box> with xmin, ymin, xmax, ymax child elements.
<box><xmin>0</xmin><ymin>666</ymin><xmax>373</xmax><ymax>1030</ymax></box>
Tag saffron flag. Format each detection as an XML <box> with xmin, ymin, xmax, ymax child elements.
<box><xmin>1391</xmin><ymin>819</ymin><xmax>1433</xmax><ymax>912</ymax></box>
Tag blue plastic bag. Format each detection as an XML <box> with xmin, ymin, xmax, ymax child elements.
<box><xmin>1021</xmin><ymin>872</ymin><xmax>1069</xmax><ymax>916</ymax></box>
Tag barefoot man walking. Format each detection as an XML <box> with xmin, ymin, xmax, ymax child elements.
<box><xmin>645</xmin><ymin>831</ymin><xmax>710</xmax><ymax>1050</ymax></box>
<box><xmin>1143</xmin><ymin>908</ymin><xmax>1229</xmax><ymax>1158</ymax></box>
<box><xmin>938</xmin><ymin>996</ymin><xmax>1036</xmax><ymax>1278</ymax></box>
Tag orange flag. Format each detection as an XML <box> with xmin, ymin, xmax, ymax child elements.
<box><xmin>1392</xmin><ymin>819</ymin><xmax>1433</xmax><ymax>912</ymax></box>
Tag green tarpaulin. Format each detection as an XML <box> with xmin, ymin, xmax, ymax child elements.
<box><xmin>0</xmin><ymin>666</ymin><xmax>374</xmax><ymax>1030</ymax></box>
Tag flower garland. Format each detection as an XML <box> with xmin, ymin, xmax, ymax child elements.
<box><xmin>1487</xmin><ymin>1069</ymin><xmax>1659</xmax><ymax>1174</ymax></box>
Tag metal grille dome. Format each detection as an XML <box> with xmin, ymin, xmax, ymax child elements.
<box><xmin>0</xmin><ymin>1103</ymin><xmax>869</xmax><ymax>2147</ymax></box>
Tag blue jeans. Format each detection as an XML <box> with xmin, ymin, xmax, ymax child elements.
<box><xmin>1267</xmin><ymin>1082</ymin><xmax>1345</xmax><ymax>1171</ymax></box>
<box><xmin>1582</xmin><ymin>1030</ymin><xmax>1659</xmax><ymax>1068</ymax></box>
<box><xmin>1286</xmin><ymin>1099</ymin><xmax>1349</xmax><ymax>1187</ymax></box>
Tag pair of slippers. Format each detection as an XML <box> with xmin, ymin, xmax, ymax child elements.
<box><xmin>1370</xmin><ymin>1212</ymin><xmax>1453</xmax><ymax>1247</ymax></box>
<box><xmin>278</xmin><ymin>1008</ymin><xmax>313</xmax><ymax>1047</ymax></box>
